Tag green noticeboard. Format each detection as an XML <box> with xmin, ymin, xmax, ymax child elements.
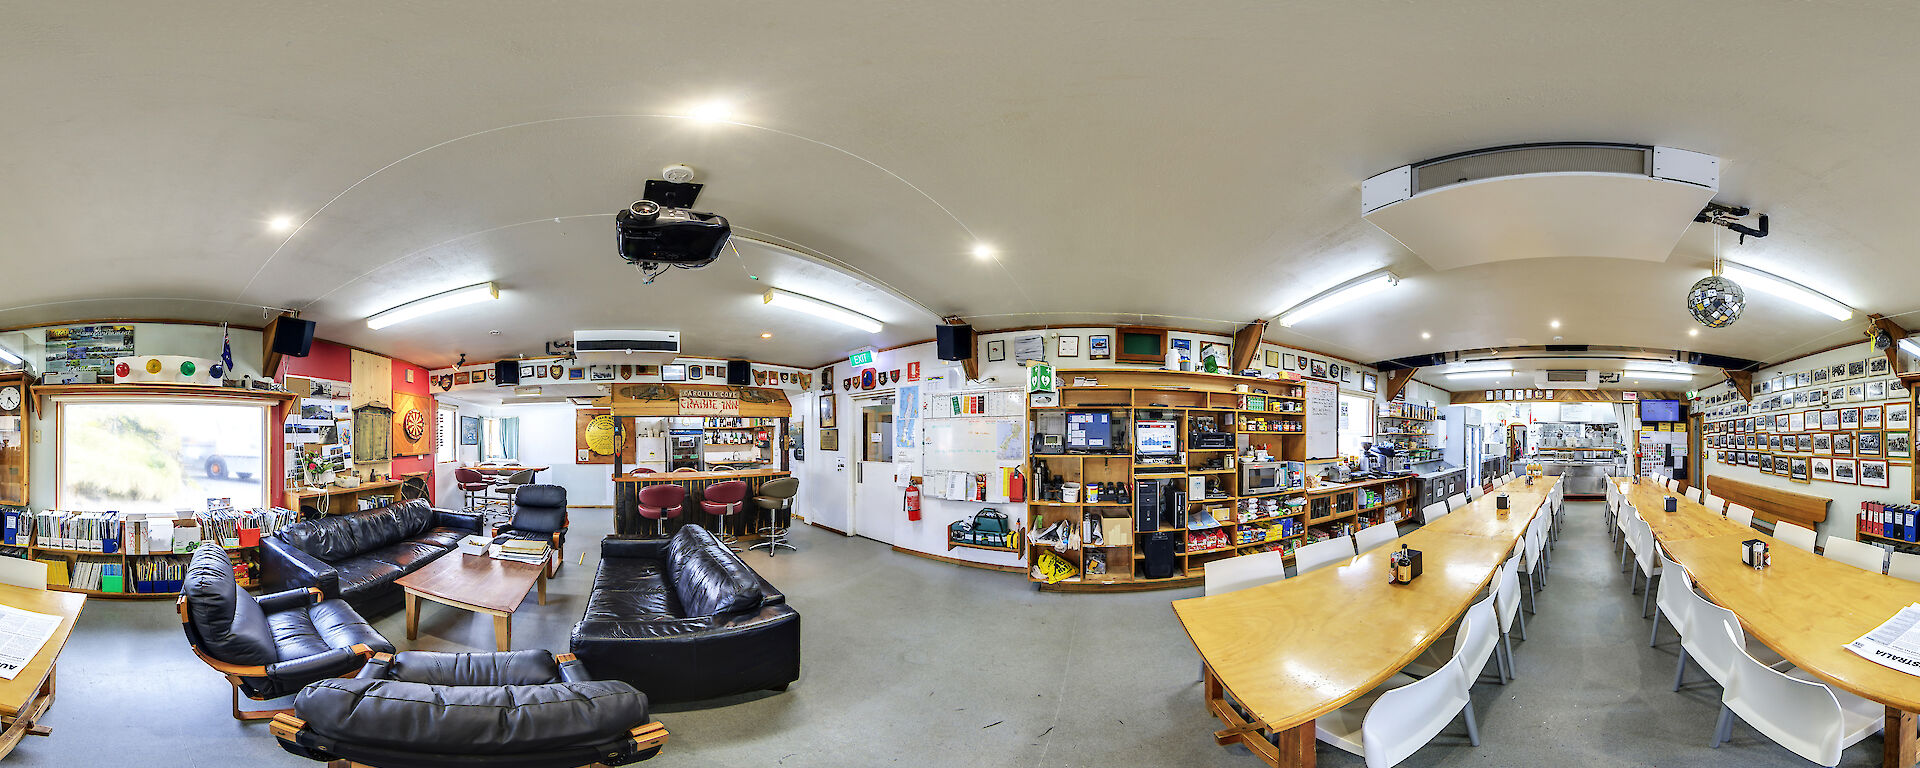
<box><xmin>1027</xmin><ymin>362</ymin><xmax>1055</xmax><ymax>393</ymax></box>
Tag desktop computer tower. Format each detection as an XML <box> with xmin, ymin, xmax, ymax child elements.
<box><xmin>1134</xmin><ymin>478</ymin><xmax>1188</xmax><ymax>532</ymax></box>
<box><xmin>1141</xmin><ymin>532</ymin><xmax>1177</xmax><ymax>579</ymax></box>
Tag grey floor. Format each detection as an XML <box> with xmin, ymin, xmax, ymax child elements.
<box><xmin>10</xmin><ymin>501</ymin><xmax>1889</xmax><ymax>767</ymax></box>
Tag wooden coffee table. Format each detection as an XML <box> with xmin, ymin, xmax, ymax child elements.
<box><xmin>397</xmin><ymin>550</ymin><xmax>547</xmax><ymax>651</ymax></box>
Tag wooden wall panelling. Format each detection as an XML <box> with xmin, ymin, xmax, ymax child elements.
<box><xmin>350</xmin><ymin>351</ymin><xmax>392</xmax><ymax>410</ymax></box>
<box><xmin>1705</xmin><ymin>475</ymin><xmax>1831</xmax><ymax>529</ymax></box>
<box><xmin>1722</xmin><ymin>370</ymin><xmax>1753</xmax><ymax>401</ymax></box>
<box><xmin>1384</xmin><ymin>369</ymin><xmax>1418</xmax><ymax>401</ymax></box>
<box><xmin>1230</xmin><ymin>320</ymin><xmax>1266</xmax><ymax>373</ymax></box>
<box><xmin>390</xmin><ymin>391</ymin><xmax>433</xmax><ymax>457</ymax></box>
<box><xmin>575</xmin><ymin>409</ymin><xmax>637</xmax><ymax>465</ymax></box>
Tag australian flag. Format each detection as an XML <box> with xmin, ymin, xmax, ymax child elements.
<box><xmin>218</xmin><ymin>325</ymin><xmax>234</xmax><ymax>378</ymax></box>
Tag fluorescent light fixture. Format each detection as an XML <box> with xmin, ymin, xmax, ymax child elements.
<box><xmin>1447</xmin><ymin>370</ymin><xmax>1513</xmax><ymax>380</ymax></box>
<box><xmin>1623</xmin><ymin>371</ymin><xmax>1693</xmax><ymax>382</ymax></box>
<box><xmin>366</xmin><ymin>282</ymin><xmax>498</xmax><ymax>330</ymax></box>
<box><xmin>1900</xmin><ymin>338</ymin><xmax>1920</xmax><ymax>358</ymax></box>
<box><xmin>0</xmin><ymin>344</ymin><xmax>20</xmax><ymax>365</ymax></box>
<box><xmin>1275</xmin><ymin>269</ymin><xmax>1399</xmax><ymax>326</ymax></box>
<box><xmin>1623</xmin><ymin>362</ymin><xmax>1693</xmax><ymax>374</ymax></box>
<box><xmin>1721</xmin><ymin>262</ymin><xmax>1852</xmax><ymax>321</ymax></box>
<box><xmin>763</xmin><ymin>288</ymin><xmax>882</xmax><ymax>333</ymax></box>
<box><xmin>1450</xmin><ymin>361</ymin><xmax>1513</xmax><ymax>373</ymax></box>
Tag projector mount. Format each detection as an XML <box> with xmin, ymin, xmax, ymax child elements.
<box><xmin>1695</xmin><ymin>202</ymin><xmax>1768</xmax><ymax>243</ymax></box>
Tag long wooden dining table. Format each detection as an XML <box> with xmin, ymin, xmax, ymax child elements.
<box><xmin>1618</xmin><ymin>478</ymin><xmax>1920</xmax><ymax>768</ymax></box>
<box><xmin>1172</xmin><ymin>475</ymin><xmax>1558</xmax><ymax>767</ymax></box>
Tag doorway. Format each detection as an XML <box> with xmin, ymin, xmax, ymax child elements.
<box><xmin>850</xmin><ymin>399</ymin><xmax>898</xmax><ymax>544</ymax></box>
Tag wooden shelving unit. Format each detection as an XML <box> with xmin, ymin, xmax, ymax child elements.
<box><xmin>1024</xmin><ymin>369</ymin><xmax>1321</xmax><ymax>592</ymax></box>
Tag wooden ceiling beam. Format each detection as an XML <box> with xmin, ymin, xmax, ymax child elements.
<box><xmin>1721</xmin><ymin>370</ymin><xmax>1753</xmax><ymax>402</ymax></box>
<box><xmin>1384</xmin><ymin>368</ymin><xmax>1418</xmax><ymax>401</ymax></box>
<box><xmin>1231</xmin><ymin>320</ymin><xmax>1267</xmax><ymax>373</ymax></box>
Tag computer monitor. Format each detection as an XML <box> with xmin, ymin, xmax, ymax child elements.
<box><xmin>1135</xmin><ymin>419</ymin><xmax>1178</xmax><ymax>455</ymax></box>
<box><xmin>1639</xmin><ymin>399</ymin><xmax>1681</xmax><ymax>423</ymax></box>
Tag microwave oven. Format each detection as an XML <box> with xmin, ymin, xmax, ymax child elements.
<box><xmin>1240</xmin><ymin>460</ymin><xmax>1296</xmax><ymax>495</ymax></box>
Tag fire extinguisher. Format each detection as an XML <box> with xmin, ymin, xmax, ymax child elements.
<box><xmin>904</xmin><ymin>483</ymin><xmax>922</xmax><ymax>522</ymax></box>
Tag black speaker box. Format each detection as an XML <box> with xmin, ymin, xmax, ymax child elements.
<box><xmin>726</xmin><ymin>360</ymin><xmax>752</xmax><ymax>385</ymax></box>
<box><xmin>1142</xmin><ymin>532</ymin><xmax>1177</xmax><ymax>580</ymax></box>
<box><xmin>936</xmin><ymin>324</ymin><xmax>973</xmax><ymax>361</ymax></box>
<box><xmin>270</xmin><ymin>317</ymin><xmax>315</xmax><ymax>357</ymax></box>
<box><xmin>495</xmin><ymin>360</ymin><xmax>519</xmax><ymax>386</ymax></box>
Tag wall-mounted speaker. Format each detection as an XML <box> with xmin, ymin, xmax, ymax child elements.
<box><xmin>269</xmin><ymin>317</ymin><xmax>315</xmax><ymax>357</ymax></box>
<box><xmin>726</xmin><ymin>360</ymin><xmax>752</xmax><ymax>385</ymax></box>
<box><xmin>495</xmin><ymin>360</ymin><xmax>520</xmax><ymax>386</ymax></box>
<box><xmin>936</xmin><ymin>324</ymin><xmax>974</xmax><ymax>361</ymax></box>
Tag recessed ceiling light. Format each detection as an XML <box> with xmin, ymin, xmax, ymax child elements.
<box><xmin>268</xmin><ymin>215</ymin><xmax>296</xmax><ymax>232</ymax></box>
<box><xmin>1421</xmin><ymin>331</ymin><xmax>1431</xmax><ymax>340</ymax></box>
<box><xmin>1689</xmin><ymin>328</ymin><xmax>1699</xmax><ymax>337</ymax></box>
<box><xmin>761</xmin><ymin>332</ymin><xmax>773</xmax><ymax>339</ymax></box>
<box><xmin>1549</xmin><ymin>319</ymin><xmax>1561</xmax><ymax>329</ymax></box>
<box><xmin>971</xmin><ymin>243</ymin><xmax>995</xmax><ymax>260</ymax></box>
<box><xmin>685</xmin><ymin>100</ymin><xmax>733</xmax><ymax>123</ymax></box>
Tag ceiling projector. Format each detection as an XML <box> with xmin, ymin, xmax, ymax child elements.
<box><xmin>615</xmin><ymin>199</ymin><xmax>731</xmax><ymax>276</ymax></box>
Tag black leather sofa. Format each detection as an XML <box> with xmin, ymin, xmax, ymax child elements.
<box><xmin>179</xmin><ymin>543</ymin><xmax>393</xmax><ymax>719</ymax></box>
<box><xmin>571</xmin><ymin>526</ymin><xmax>800</xmax><ymax>703</ymax></box>
<box><xmin>275</xmin><ymin>649</ymin><xmax>668</xmax><ymax>767</ymax></box>
<box><xmin>262</xmin><ymin>499</ymin><xmax>483</xmax><ymax>617</ymax></box>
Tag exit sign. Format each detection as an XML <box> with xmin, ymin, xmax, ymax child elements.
<box><xmin>848</xmin><ymin>350</ymin><xmax>874</xmax><ymax>367</ymax></box>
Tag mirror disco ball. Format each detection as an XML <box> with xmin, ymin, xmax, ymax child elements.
<box><xmin>1687</xmin><ymin>275</ymin><xmax>1745</xmax><ymax>328</ymax></box>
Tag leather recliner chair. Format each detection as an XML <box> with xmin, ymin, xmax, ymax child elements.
<box><xmin>179</xmin><ymin>543</ymin><xmax>393</xmax><ymax>720</ymax></box>
<box><xmin>495</xmin><ymin>484</ymin><xmax>568</xmax><ymax>577</ymax></box>
<box><xmin>272</xmin><ymin>649</ymin><xmax>668</xmax><ymax>767</ymax></box>
<box><xmin>571</xmin><ymin>526</ymin><xmax>800</xmax><ymax>703</ymax></box>
<box><xmin>261</xmin><ymin>499</ymin><xmax>482</xmax><ymax>616</ymax></box>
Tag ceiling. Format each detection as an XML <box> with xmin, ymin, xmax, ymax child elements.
<box><xmin>4</xmin><ymin>2</ymin><xmax>1916</xmax><ymax>373</ymax></box>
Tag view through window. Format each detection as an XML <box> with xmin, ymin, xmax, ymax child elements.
<box><xmin>58</xmin><ymin>399</ymin><xmax>269</xmax><ymax>512</ymax></box>
<box><xmin>1337</xmin><ymin>393</ymin><xmax>1373</xmax><ymax>458</ymax></box>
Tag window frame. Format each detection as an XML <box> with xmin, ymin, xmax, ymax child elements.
<box><xmin>53</xmin><ymin>394</ymin><xmax>273</xmax><ymax>512</ymax></box>
<box><xmin>435</xmin><ymin>404</ymin><xmax>457</xmax><ymax>463</ymax></box>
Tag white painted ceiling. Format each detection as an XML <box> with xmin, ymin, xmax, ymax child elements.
<box><xmin>3</xmin><ymin>2</ymin><xmax>1915</xmax><ymax>371</ymax></box>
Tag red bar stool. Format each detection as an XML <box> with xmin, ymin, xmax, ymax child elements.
<box><xmin>635</xmin><ymin>484</ymin><xmax>687</xmax><ymax>539</ymax></box>
<box><xmin>700</xmin><ymin>480</ymin><xmax>749</xmax><ymax>551</ymax></box>
<box><xmin>454</xmin><ymin>467</ymin><xmax>495</xmax><ymax>511</ymax></box>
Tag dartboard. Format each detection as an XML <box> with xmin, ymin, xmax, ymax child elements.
<box><xmin>403</xmin><ymin>409</ymin><xmax>427</xmax><ymax>441</ymax></box>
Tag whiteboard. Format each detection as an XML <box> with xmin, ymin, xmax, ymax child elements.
<box><xmin>1305</xmin><ymin>379</ymin><xmax>1339</xmax><ymax>459</ymax></box>
<box><xmin>924</xmin><ymin>419</ymin><xmax>1023</xmax><ymax>474</ymax></box>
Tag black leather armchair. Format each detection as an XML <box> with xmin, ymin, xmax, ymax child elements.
<box><xmin>272</xmin><ymin>650</ymin><xmax>668</xmax><ymax>767</ymax></box>
<box><xmin>571</xmin><ymin>526</ymin><xmax>800</xmax><ymax>704</ymax></box>
<box><xmin>495</xmin><ymin>483</ymin><xmax>568</xmax><ymax>577</ymax></box>
<box><xmin>179</xmin><ymin>544</ymin><xmax>393</xmax><ymax>720</ymax></box>
<box><xmin>262</xmin><ymin>499</ymin><xmax>482</xmax><ymax>616</ymax></box>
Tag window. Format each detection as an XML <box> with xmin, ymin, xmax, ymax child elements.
<box><xmin>58</xmin><ymin>398</ymin><xmax>270</xmax><ymax>513</ymax></box>
<box><xmin>482</xmin><ymin>416</ymin><xmax>519</xmax><ymax>462</ymax></box>
<box><xmin>435</xmin><ymin>405</ymin><xmax>457</xmax><ymax>462</ymax></box>
<box><xmin>1337</xmin><ymin>394</ymin><xmax>1373</xmax><ymax>457</ymax></box>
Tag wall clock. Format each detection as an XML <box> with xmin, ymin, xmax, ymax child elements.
<box><xmin>0</xmin><ymin>386</ymin><xmax>19</xmax><ymax>413</ymax></box>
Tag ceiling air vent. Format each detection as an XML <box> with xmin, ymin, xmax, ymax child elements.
<box><xmin>1545</xmin><ymin>369</ymin><xmax>1590</xmax><ymax>383</ymax></box>
<box><xmin>1535</xmin><ymin>369</ymin><xmax>1598</xmax><ymax>390</ymax></box>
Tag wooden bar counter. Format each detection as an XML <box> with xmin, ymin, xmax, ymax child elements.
<box><xmin>613</xmin><ymin>469</ymin><xmax>791</xmax><ymax>538</ymax></box>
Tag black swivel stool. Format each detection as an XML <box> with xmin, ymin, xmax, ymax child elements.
<box><xmin>748</xmin><ymin>477</ymin><xmax>799</xmax><ymax>556</ymax></box>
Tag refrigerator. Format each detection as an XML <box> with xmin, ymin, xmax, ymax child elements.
<box><xmin>1444</xmin><ymin>406</ymin><xmax>1484</xmax><ymax>489</ymax></box>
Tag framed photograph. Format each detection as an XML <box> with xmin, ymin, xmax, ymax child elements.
<box><xmin>1861</xmin><ymin>459</ymin><xmax>1890</xmax><ymax>488</ymax></box>
<box><xmin>1799</xmin><ymin>371</ymin><xmax>1813</xmax><ymax>388</ymax></box>
<box><xmin>1767</xmin><ymin>435</ymin><xmax>1782</xmax><ymax>452</ymax></box>
<box><xmin>1774</xmin><ymin>414</ymin><xmax>1789</xmax><ymax>432</ymax></box>
<box><xmin>1362</xmin><ymin>373</ymin><xmax>1379</xmax><ymax>393</ymax></box>
<box><xmin>1310</xmin><ymin>359</ymin><xmax>1328</xmax><ymax>379</ymax></box>
<box><xmin>1834</xmin><ymin>431</ymin><xmax>1855</xmax><ymax>456</ymax></box>
<box><xmin>661</xmin><ymin>364</ymin><xmax>687</xmax><ymax>382</ymax></box>
<box><xmin>459</xmin><ymin>416</ymin><xmax>481</xmax><ymax>446</ymax></box>
<box><xmin>1814</xmin><ymin>367</ymin><xmax>1830</xmax><ymax>384</ymax></box>
<box><xmin>1812</xmin><ymin>457</ymin><xmax>1832</xmax><ymax>481</ymax></box>
<box><xmin>1282</xmin><ymin>353</ymin><xmax>1295</xmax><ymax>370</ymax></box>
<box><xmin>819</xmin><ymin>395</ymin><xmax>836</xmax><ymax>428</ymax></box>
<box><xmin>454</xmin><ymin>371</ymin><xmax>470</xmax><ymax>385</ymax></box>
<box><xmin>1830</xmin><ymin>385</ymin><xmax>1848</xmax><ymax>402</ymax></box>
<box><xmin>1848</xmin><ymin>360</ymin><xmax>1867</xmax><ymax>379</ymax></box>
<box><xmin>1822</xmin><ymin>409</ymin><xmax>1841</xmax><ymax>431</ymax></box>
<box><xmin>1342</xmin><ymin>366</ymin><xmax>1356</xmax><ymax>385</ymax></box>
<box><xmin>1833</xmin><ymin>458</ymin><xmax>1858</xmax><ymax>484</ymax></box>
<box><xmin>1774</xmin><ymin>456</ymin><xmax>1791</xmax><ymax>475</ymax></box>
<box><xmin>1788</xmin><ymin>411</ymin><xmax>1805</xmax><ymax>432</ymax></box>
<box><xmin>1264</xmin><ymin>349</ymin><xmax>1280</xmax><ymax>368</ymax></box>
<box><xmin>1056</xmin><ymin>335</ymin><xmax>1080</xmax><ymax>358</ymax></box>
<box><xmin>1798</xmin><ymin>433</ymin><xmax>1813</xmax><ymax>452</ymax></box>
<box><xmin>1863</xmin><ymin>405</ymin><xmax>1884</xmax><ymax>429</ymax></box>
<box><xmin>818</xmin><ymin>428</ymin><xmax>839</xmax><ymax>452</ymax></box>
<box><xmin>986</xmin><ymin>339</ymin><xmax>1006</xmax><ymax>362</ymax></box>
<box><xmin>1870</xmin><ymin>356</ymin><xmax>1892</xmax><ymax>376</ymax></box>
<box><xmin>1893</xmin><ymin>378</ymin><xmax>1910</xmax><ymax>398</ymax></box>
<box><xmin>1080</xmin><ymin>334</ymin><xmax>1109</xmax><ymax>361</ymax></box>
<box><xmin>1859</xmin><ymin>430</ymin><xmax>1884</xmax><ymax>456</ymax></box>
<box><xmin>1295</xmin><ymin>355</ymin><xmax>1309</xmax><ymax>371</ymax></box>
<box><xmin>1841</xmin><ymin>408</ymin><xmax>1861</xmax><ymax>428</ymax></box>
<box><xmin>1847</xmin><ymin>383</ymin><xmax>1866</xmax><ymax>402</ymax></box>
<box><xmin>1830</xmin><ymin>363</ymin><xmax>1848</xmax><ymax>381</ymax></box>
<box><xmin>1813</xmin><ymin>432</ymin><xmax>1832</xmax><ymax>453</ymax></box>
<box><xmin>1790</xmin><ymin>457</ymin><xmax>1809</xmax><ymax>482</ymax></box>
<box><xmin>687</xmin><ymin>366</ymin><xmax>703</xmax><ymax>381</ymax></box>
<box><xmin>1889</xmin><ymin>402</ymin><xmax>1911</xmax><ymax>430</ymax></box>
<box><xmin>1887</xmin><ymin>430</ymin><xmax>1911</xmax><ymax>459</ymax></box>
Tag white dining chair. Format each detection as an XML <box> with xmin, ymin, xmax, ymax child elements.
<box><xmin>1684</xmin><ymin>487</ymin><xmax>1704</xmax><ymax>504</ymax></box>
<box><xmin>1628</xmin><ymin>514</ymin><xmax>1664</xmax><ymax>617</ymax></box>
<box><xmin>1521</xmin><ymin>513</ymin><xmax>1548</xmax><ymax>614</ymax></box>
<box><xmin>1700</xmin><ymin>492</ymin><xmax>1727</xmax><ymax>513</ymax></box>
<box><xmin>1355</xmin><ymin>522</ymin><xmax>1399</xmax><ymax>553</ymax></box>
<box><xmin>1616</xmin><ymin>502</ymin><xmax>1637</xmax><ymax>563</ymax></box>
<box><xmin>1664</xmin><ymin>477</ymin><xmax>1679</xmax><ymax>491</ymax></box>
<box><xmin>1204</xmin><ymin>549</ymin><xmax>1288</xmax><ymax>596</ymax></box>
<box><xmin>1726</xmin><ymin>503</ymin><xmax>1756</xmax><ymax>528</ymax></box>
<box><xmin>1465</xmin><ymin>486</ymin><xmax>1483</xmax><ymax>503</ymax></box>
<box><xmin>0</xmin><ymin>557</ymin><xmax>47</xmax><ymax>590</ymax></box>
<box><xmin>1445</xmin><ymin>493</ymin><xmax>1468</xmax><ymax>512</ymax></box>
<box><xmin>1493</xmin><ymin>554</ymin><xmax>1526</xmax><ymax>676</ymax></box>
<box><xmin>1819</xmin><ymin>537</ymin><xmax>1886</xmax><ymax>573</ymax></box>
<box><xmin>1712</xmin><ymin>622</ymin><xmax>1883</xmax><ymax>764</ymax></box>
<box><xmin>1422</xmin><ymin>501</ymin><xmax>1450</xmax><ymax>524</ymax></box>
<box><xmin>1772</xmin><ymin>521</ymin><xmax>1818</xmax><ymax>553</ymax></box>
<box><xmin>1650</xmin><ymin>552</ymin><xmax>1691</xmax><ymax>648</ymax></box>
<box><xmin>1315</xmin><ymin>607</ymin><xmax>1484</xmax><ymax>767</ymax></box>
<box><xmin>1402</xmin><ymin>592</ymin><xmax>1503</xmax><ymax>685</ymax></box>
<box><xmin>1889</xmin><ymin>551</ymin><xmax>1920</xmax><ymax>583</ymax></box>
<box><xmin>1294</xmin><ymin>535</ymin><xmax>1357</xmax><ymax>576</ymax></box>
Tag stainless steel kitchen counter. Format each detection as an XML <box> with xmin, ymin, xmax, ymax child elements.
<box><xmin>1527</xmin><ymin>455</ymin><xmax>1622</xmax><ymax>496</ymax></box>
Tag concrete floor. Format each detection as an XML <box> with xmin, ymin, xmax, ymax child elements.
<box><xmin>10</xmin><ymin>501</ymin><xmax>1891</xmax><ymax>767</ymax></box>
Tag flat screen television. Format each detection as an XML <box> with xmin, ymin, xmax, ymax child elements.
<box><xmin>1639</xmin><ymin>399</ymin><xmax>1682</xmax><ymax>423</ymax></box>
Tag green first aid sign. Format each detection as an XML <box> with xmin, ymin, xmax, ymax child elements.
<box><xmin>1027</xmin><ymin>362</ymin><xmax>1055</xmax><ymax>393</ymax></box>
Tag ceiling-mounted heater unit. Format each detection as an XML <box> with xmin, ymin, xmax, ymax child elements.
<box><xmin>1536</xmin><ymin>369</ymin><xmax>1598</xmax><ymax>390</ymax></box>
<box><xmin>1362</xmin><ymin>143</ymin><xmax>1718</xmax><ymax>270</ymax></box>
<box><xmin>573</xmin><ymin>329</ymin><xmax>681</xmax><ymax>364</ymax></box>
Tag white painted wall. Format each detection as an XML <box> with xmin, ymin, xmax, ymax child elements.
<box><xmin>1695</xmin><ymin>339</ymin><xmax>1911</xmax><ymax>547</ymax></box>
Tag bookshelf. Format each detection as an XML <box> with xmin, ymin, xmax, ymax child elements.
<box><xmin>0</xmin><ymin>511</ymin><xmax>290</xmax><ymax>598</ymax></box>
<box><xmin>1026</xmin><ymin>369</ymin><xmax>1323</xmax><ymax>592</ymax></box>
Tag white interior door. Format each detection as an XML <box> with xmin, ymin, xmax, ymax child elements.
<box><xmin>793</xmin><ymin>392</ymin><xmax>851</xmax><ymax>533</ymax></box>
<box><xmin>850</xmin><ymin>400</ymin><xmax>897</xmax><ymax>544</ymax></box>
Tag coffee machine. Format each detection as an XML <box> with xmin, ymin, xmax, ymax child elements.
<box><xmin>1364</xmin><ymin>442</ymin><xmax>1409</xmax><ymax>476</ymax></box>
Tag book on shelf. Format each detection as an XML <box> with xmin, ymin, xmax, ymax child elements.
<box><xmin>1860</xmin><ymin>501</ymin><xmax>1917</xmax><ymax>543</ymax></box>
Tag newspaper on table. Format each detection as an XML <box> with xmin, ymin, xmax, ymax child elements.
<box><xmin>0</xmin><ymin>604</ymin><xmax>60</xmax><ymax>680</ymax></box>
<box><xmin>1844</xmin><ymin>602</ymin><xmax>1920</xmax><ymax>677</ymax></box>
